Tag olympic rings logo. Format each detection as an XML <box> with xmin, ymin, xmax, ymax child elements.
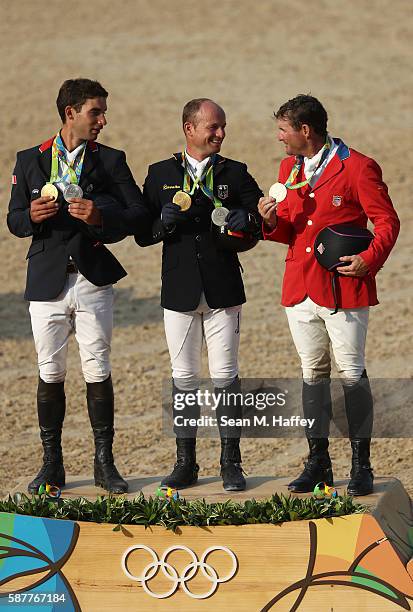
<box><xmin>121</xmin><ymin>544</ymin><xmax>238</xmax><ymax>599</ymax></box>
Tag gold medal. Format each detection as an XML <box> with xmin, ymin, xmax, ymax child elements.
<box><xmin>172</xmin><ymin>190</ymin><xmax>192</xmax><ymax>211</ymax></box>
<box><xmin>41</xmin><ymin>183</ymin><xmax>59</xmax><ymax>202</ymax></box>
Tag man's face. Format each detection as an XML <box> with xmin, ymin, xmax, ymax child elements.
<box><xmin>277</xmin><ymin>117</ymin><xmax>308</xmax><ymax>156</ymax></box>
<box><xmin>185</xmin><ymin>102</ymin><xmax>226</xmax><ymax>159</ymax></box>
<box><xmin>68</xmin><ymin>97</ymin><xmax>107</xmax><ymax>141</ymax></box>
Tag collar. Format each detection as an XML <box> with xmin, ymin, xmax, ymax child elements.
<box><xmin>304</xmin><ymin>135</ymin><xmax>333</xmax><ymax>167</ymax></box>
<box><xmin>39</xmin><ymin>137</ymin><xmax>98</xmax><ymax>153</ymax></box>
<box><xmin>185</xmin><ymin>150</ymin><xmax>210</xmax><ymax>170</ymax></box>
<box><xmin>333</xmin><ymin>138</ymin><xmax>350</xmax><ymax>160</ymax></box>
<box><xmin>172</xmin><ymin>152</ymin><xmax>226</xmax><ymax>166</ymax></box>
<box><xmin>59</xmin><ymin>141</ymin><xmax>85</xmax><ymax>164</ymax></box>
<box><xmin>294</xmin><ymin>137</ymin><xmax>350</xmax><ymax>165</ymax></box>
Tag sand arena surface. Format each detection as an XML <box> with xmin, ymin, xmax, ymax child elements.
<box><xmin>0</xmin><ymin>1</ymin><xmax>411</xmax><ymax>497</ymax></box>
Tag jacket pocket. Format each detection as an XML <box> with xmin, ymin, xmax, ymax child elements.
<box><xmin>26</xmin><ymin>240</ymin><xmax>44</xmax><ymax>259</ymax></box>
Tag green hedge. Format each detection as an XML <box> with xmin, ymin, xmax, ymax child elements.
<box><xmin>0</xmin><ymin>492</ymin><xmax>367</xmax><ymax>531</ymax></box>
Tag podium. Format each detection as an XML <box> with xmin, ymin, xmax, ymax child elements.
<box><xmin>1</xmin><ymin>476</ymin><xmax>412</xmax><ymax>611</ymax></box>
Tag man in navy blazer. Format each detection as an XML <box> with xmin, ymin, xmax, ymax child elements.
<box><xmin>7</xmin><ymin>78</ymin><xmax>149</xmax><ymax>494</ymax></box>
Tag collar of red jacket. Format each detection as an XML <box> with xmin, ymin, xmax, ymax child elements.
<box><xmin>333</xmin><ymin>138</ymin><xmax>350</xmax><ymax>161</ymax></box>
<box><xmin>294</xmin><ymin>138</ymin><xmax>350</xmax><ymax>164</ymax></box>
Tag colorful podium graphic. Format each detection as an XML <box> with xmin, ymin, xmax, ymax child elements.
<box><xmin>0</xmin><ymin>513</ymin><xmax>80</xmax><ymax>611</ymax></box>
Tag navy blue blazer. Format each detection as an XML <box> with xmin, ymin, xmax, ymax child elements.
<box><xmin>8</xmin><ymin>137</ymin><xmax>150</xmax><ymax>300</ymax></box>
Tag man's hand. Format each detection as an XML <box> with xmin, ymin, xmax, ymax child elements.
<box><xmin>225</xmin><ymin>209</ymin><xmax>249</xmax><ymax>231</ymax></box>
<box><xmin>258</xmin><ymin>196</ymin><xmax>278</xmax><ymax>230</ymax></box>
<box><xmin>161</xmin><ymin>202</ymin><xmax>187</xmax><ymax>227</ymax></box>
<box><xmin>68</xmin><ymin>198</ymin><xmax>102</xmax><ymax>225</ymax></box>
<box><xmin>336</xmin><ymin>254</ymin><xmax>369</xmax><ymax>277</ymax></box>
<box><xmin>30</xmin><ymin>196</ymin><xmax>59</xmax><ymax>223</ymax></box>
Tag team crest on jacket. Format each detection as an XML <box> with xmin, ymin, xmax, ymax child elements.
<box><xmin>332</xmin><ymin>195</ymin><xmax>342</xmax><ymax>207</ymax></box>
<box><xmin>218</xmin><ymin>184</ymin><xmax>229</xmax><ymax>199</ymax></box>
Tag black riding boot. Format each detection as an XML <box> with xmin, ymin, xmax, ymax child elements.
<box><xmin>161</xmin><ymin>438</ymin><xmax>199</xmax><ymax>488</ymax></box>
<box><xmin>161</xmin><ymin>384</ymin><xmax>199</xmax><ymax>488</ymax></box>
<box><xmin>344</xmin><ymin>370</ymin><xmax>374</xmax><ymax>496</ymax></box>
<box><xmin>288</xmin><ymin>438</ymin><xmax>334</xmax><ymax>492</ymax></box>
<box><xmin>220</xmin><ymin>438</ymin><xmax>246</xmax><ymax>491</ymax></box>
<box><xmin>216</xmin><ymin>378</ymin><xmax>246</xmax><ymax>491</ymax></box>
<box><xmin>86</xmin><ymin>376</ymin><xmax>128</xmax><ymax>493</ymax></box>
<box><xmin>288</xmin><ymin>380</ymin><xmax>333</xmax><ymax>493</ymax></box>
<box><xmin>28</xmin><ymin>379</ymin><xmax>66</xmax><ymax>494</ymax></box>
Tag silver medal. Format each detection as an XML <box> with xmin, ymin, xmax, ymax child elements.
<box><xmin>269</xmin><ymin>182</ymin><xmax>288</xmax><ymax>203</ymax></box>
<box><xmin>64</xmin><ymin>184</ymin><xmax>83</xmax><ymax>202</ymax></box>
<box><xmin>211</xmin><ymin>206</ymin><xmax>230</xmax><ymax>226</ymax></box>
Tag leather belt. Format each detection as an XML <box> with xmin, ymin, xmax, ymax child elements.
<box><xmin>66</xmin><ymin>261</ymin><xmax>78</xmax><ymax>274</ymax></box>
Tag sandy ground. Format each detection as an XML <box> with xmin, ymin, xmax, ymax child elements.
<box><xmin>0</xmin><ymin>1</ymin><xmax>412</xmax><ymax>499</ymax></box>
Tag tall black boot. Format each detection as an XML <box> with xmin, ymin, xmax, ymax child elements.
<box><xmin>161</xmin><ymin>384</ymin><xmax>199</xmax><ymax>488</ymax></box>
<box><xmin>86</xmin><ymin>376</ymin><xmax>128</xmax><ymax>493</ymax></box>
<box><xmin>28</xmin><ymin>379</ymin><xmax>66</xmax><ymax>494</ymax></box>
<box><xmin>161</xmin><ymin>439</ymin><xmax>199</xmax><ymax>488</ymax></box>
<box><xmin>220</xmin><ymin>438</ymin><xmax>246</xmax><ymax>491</ymax></box>
<box><xmin>288</xmin><ymin>380</ymin><xmax>333</xmax><ymax>493</ymax></box>
<box><xmin>215</xmin><ymin>378</ymin><xmax>246</xmax><ymax>491</ymax></box>
<box><xmin>344</xmin><ymin>370</ymin><xmax>374</xmax><ymax>496</ymax></box>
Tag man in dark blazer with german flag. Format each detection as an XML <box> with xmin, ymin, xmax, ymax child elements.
<box><xmin>135</xmin><ymin>98</ymin><xmax>263</xmax><ymax>491</ymax></box>
<box><xmin>7</xmin><ymin>78</ymin><xmax>149</xmax><ymax>494</ymax></box>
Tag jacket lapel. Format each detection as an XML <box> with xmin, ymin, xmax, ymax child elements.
<box><xmin>79</xmin><ymin>142</ymin><xmax>100</xmax><ymax>188</ymax></box>
<box><xmin>37</xmin><ymin>147</ymin><xmax>52</xmax><ymax>182</ymax></box>
<box><xmin>213</xmin><ymin>154</ymin><xmax>226</xmax><ymax>179</ymax></box>
<box><xmin>311</xmin><ymin>154</ymin><xmax>343</xmax><ymax>191</ymax></box>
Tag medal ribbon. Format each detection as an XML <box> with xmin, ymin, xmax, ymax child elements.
<box><xmin>50</xmin><ymin>132</ymin><xmax>86</xmax><ymax>185</ymax></box>
<box><xmin>284</xmin><ymin>136</ymin><xmax>331</xmax><ymax>191</ymax></box>
<box><xmin>182</xmin><ymin>152</ymin><xmax>223</xmax><ymax>208</ymax></box>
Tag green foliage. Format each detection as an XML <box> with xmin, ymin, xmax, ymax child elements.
<box><xmin>0</xmin><ymin>492</ymin><xmax>367</xmax><ymax>531</ymax></box>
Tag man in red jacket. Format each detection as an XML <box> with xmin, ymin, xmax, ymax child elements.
<box><xmin>258</xmin><ymin>95</ymin><xmax>399</xmax><ymax>496</ymax></box>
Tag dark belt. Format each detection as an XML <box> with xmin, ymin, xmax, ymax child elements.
<box><xmin>66</xmin><ymin>260</ymin><xmax>78</xmax><ymax>274</ymax></box>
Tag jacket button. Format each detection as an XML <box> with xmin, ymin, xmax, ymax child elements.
<box><xmin>194</xmin><ymin>217</ymin><xmax>201</xmax><ymax>222</ymax></box>
<box><xmin>197</xmin><ymin>253</ymin><xmax>202</xmax><ymax>259</ymax></box>
<box><xmin>306</xmin><ymin>247</ymin><xmax>311</xmax><ymax>253</ymax></box>
<box><xmin>309</xmin><ymin>193</ymin><xmax>315</xmax><ymax>198</ymax></box>
<box><xmin>195</xmin><ymin>235</ymin><xmax>201</xmax><ymax>241</ymax></box>
<box><xmin>307</xmin><ymin>220</ymin><xmax>313</xmax><ymax>225</ymax></box>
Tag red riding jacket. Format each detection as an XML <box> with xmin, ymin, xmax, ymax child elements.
<box><xmin>263</xmin><ymin>140</ymin><xmax>400</xmax><ymax>308</ymax></box>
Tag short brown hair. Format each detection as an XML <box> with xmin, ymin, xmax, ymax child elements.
<box><xmin>56</xmin><ymin>79</ymin><xmax>108</xmax><ymax>123</ymax></box>
<box><xmin>275</xmin><ymin>94</ymin><xmax>328</xmax><ymax>137</ymax></box>
<box><xmin>182</xmin><ymin>98</ymin><xmax>216</xmax><ymax>126</ymax></box>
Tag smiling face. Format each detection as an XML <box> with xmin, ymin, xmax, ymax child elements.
<box><xmin>66</xmin><ymin>96</ymin><xmax>108</xmax><ymax>142</ymax></box>
<box><xmin>184</xmin><ymin>101</ymin><xmax>226</xmax><ymax>161</ymax></box>
<box><xmin>276</xmin><ymin>117</ymin><xmax>309</xmax><ymax>157</ymax></box>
